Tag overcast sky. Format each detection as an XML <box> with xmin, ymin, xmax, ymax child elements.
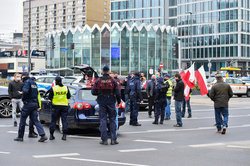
<box><xmin>0</xmin><ymin>0</ymin><xmax>24</xmax><ymax>33</ymax></box>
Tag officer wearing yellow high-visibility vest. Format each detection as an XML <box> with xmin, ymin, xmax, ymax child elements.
<box><xmin>163</xmin><ymin>74</ymin><xmax>173</xmax><ymax>120</ymax></box>
<box><xmin>48</xmin><ymin>76</ymin><xmax>71</xmax><ymax>141</ymax></box>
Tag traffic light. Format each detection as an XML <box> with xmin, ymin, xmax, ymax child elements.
<box><xmin>31</xmin><ymin>63</ymin><xmax>34</xmax><ymax>71</ymax></box>
<box><xmin>52</xmin><ymin>42</ymin><xmax>55</xmax><ymax>49</ymax></box>
<box><xmin>70</xmin><ymin>43</ymin><xmax>74</xmax><ymax>50</ymax></box>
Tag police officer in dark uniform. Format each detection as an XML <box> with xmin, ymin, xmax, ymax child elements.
<box><xmin>14</xmin><ymin>72</ymin><xmax>48</xmax><ymax>142</ymax></box>
<box><xmin>92</xmin><ymin>66</ymin><xmax>121</xmax><ymax>145</ymax></box>
<box><xmin>48</xmin><ymin>76</ymin><xmax>71</xmax><ymax>141</ymax></box>
<box><xmin>127</xmin><ymin>71</ymin><xmax>143</xmax><ymax>126</ymax></box>
<box><xmin>153</xmin><ymin>76</ymin><xmax>167</xmax><ymax>124</ymax></box>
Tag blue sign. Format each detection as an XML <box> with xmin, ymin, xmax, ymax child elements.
<box><xmin>22</xmin><ymin>65</ymin><xmax>26</xmax><ymax>72</ymax></box>
<box><xmin>61</xmin><ymin>48</ymin><xmax>68</xmax><ymax>51</ymax></box>
<box><xmin>111</xmin><ymin>47</ymin><xmax>120</xmax><ymax>59</ymax></box>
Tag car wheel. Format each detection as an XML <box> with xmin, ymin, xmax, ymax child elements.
<box><xmin>247</xmin><ymin>90</ymin><xmax>250</xmax><ymax>97</ymax></box>
<box><xmin>39</xmin><ymin>91</ymin><xmax>45</xmax><ymax>97</ymax></box>
<box><xmin>237</xmin><ymin>94</ymin><xmax>242</xmax><ymax>97</ymax></box>
<box><xmin>58</xmin><ymin>117</ymin><xmax>63</xmax><ymax>134</ymax></box>
<box><xmin>0</xmin><ymin>99</ymin><xmax>12</xmax><ymax>118</ymax></box>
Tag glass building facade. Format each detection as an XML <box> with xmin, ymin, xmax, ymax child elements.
<box><xmin>177</xmin><ymin>0</ymin><xmax>250</xmax><ymax>73</ymax></box>
<box><xmin>110</xmin><ymin>0</ymin><xmax>178</xmax><ymax>27</ymax></box>
<box><xmin>46</xmin><ymin>23</ymin><xmax>178</xmax><ymax>77</ymax></box>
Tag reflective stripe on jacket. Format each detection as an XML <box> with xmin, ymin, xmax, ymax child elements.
<box><xmin>52</xmin><ymin>85</ymin><xmax>68</xmax><ymax>106</ymax></box>
<box><xmin>166</xmin><ymin>80</ymin><xmax>173</xmax><ymax>97</ymax></box>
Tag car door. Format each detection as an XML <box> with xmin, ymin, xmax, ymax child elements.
<box><xmin>40</xmin><ymin>92</ymin><xmax>52</xmax><ymax>123</ymax></box>
<box><xmin>233</xmin><ymin>78</ymin><xmax>247</xmax><ymax>94</ymax></box>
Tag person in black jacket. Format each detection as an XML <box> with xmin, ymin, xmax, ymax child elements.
<box><xmin>8</xmin><ymin>73</ymin><xmax>23</xmax><ymax>127</ymax></box>
<box><xmin>146</xmin><ymin>75</ymin><xmax>156</xmax><ymax>118</ymax></box>
<box><xmin>173</xmin><ymin>73</ymin><xmax>185</xmax><ymax>127</ymax></box>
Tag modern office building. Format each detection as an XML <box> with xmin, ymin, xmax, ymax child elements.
<box><xmin>23</xmin><ymin>0</ymin><xmax>110</xmax><ymax>50</ymax></box>
<box><xmin>177</xmin><ymin>0</ymin><xmax>250</xmax><ymax>74</ymax></box>
<box><xmin>110</xmin><ymin>0</ymin><xmax>177</xmax><ymax>27</ymax></box>
<box><xmin>45</xmin><ymin>23</ymin><xmax>178</xmax><ymax>77</ymax></box>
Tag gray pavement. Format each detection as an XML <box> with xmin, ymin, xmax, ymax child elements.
<box><xmin>0</xmin><ymin>96</ymin><xmax>250</xmax><ymax>166</ymax></box>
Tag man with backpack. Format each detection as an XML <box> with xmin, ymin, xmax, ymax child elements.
<box><xmin>153</xmin><ymin>75</ymin><xmax>167</xmax><ymax>125</ymax></box>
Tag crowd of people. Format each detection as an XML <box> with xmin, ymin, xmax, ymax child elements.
<box><xmin>8</xmin><ymin>66</ymin><xmax>233</xmax><ymax>145</ymax></box>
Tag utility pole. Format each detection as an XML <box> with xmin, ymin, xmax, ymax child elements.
<box><xmin>28</xmin><ymin>0</ymin><xmax>31</xmax><ymax>74</ymax></box>
<box><xmin>187</xmin><ymin>12</ymin><xmax>193</xmax><ymax>67</ymax></box>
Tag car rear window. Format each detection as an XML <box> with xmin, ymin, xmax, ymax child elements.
<box><xmin>79</xmin><ymin>89</ymin><xmax>97</xmax><ymax>101</ymax></box>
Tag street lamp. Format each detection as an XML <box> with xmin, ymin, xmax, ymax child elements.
<box><xmin>28</xmin><ymin>0</ymin><xmax>31</xmax><ymax>74</ymax></box>
<box><xmin>187</xmin><ymin>12</ymin><xmax>193</xmax><ymax>67</ymax></box>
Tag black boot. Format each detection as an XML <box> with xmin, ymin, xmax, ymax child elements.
<box><xmin>28</xmin><ymin>132</ymin><xmax>38</xmax><ymax>138</ymax></box>
<box><xmin>100</xmin><ymin>140</ymin><xmax>108</xmax><ymax>145</ymax></box>
<box><xmin>14</xmin><ymin>137</ymin><xmax>23</xmax><ymax>142</ymax></box>
<box><xmin>14</xmin><ymin>121</ymin><xmax>17</xmax><ymax>127</ymax></box>
<box><xmin>62</xmin><ymin>134</ymin><xmax>67</xmax><ymax>141</ymax></box>
<box><xmin>49</xmin><ymin>134</ymin><xmax>55</xmax><ymax>140</ymax></box>
<box><xmin>38</xmin><ymin>135</ymin><xmax>48</xmax><ymax>142</ymax></box>
<box><xmin>111</xmin><ymin>140</ymin><xmax>119</xmax><ymax>145</ymax></box>
<box><xmin>152</xmin><ymin>121</ymin><xmax>158</xmax><ymax>125</ymax></box>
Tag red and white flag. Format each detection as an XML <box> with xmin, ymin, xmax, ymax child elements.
<box><xmin>195</xmin><ymin>66</ymin><xmax>208</xmax><ymax>96</ymax></box>
<box><xmin>183</xmin><ymin>63</ymin><xmax>195</xmax><ymax>89</ymax></box>
<box><xmin>184</xmin><ymin>84</ymin><xmax>191</xmax><ymax>101</ymax></box>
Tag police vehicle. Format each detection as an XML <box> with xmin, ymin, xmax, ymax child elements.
<box><xmin>35</xmin><ymin>76</ymin><xmax>58</xmax><ymax>97</ymax></box>
<box><xmin>207</xmin><ymin>77</ymin><xmax>250</xmax><ymax>97</ymax></box>
<box><xmin>39</xmin><ymin>84</ymin><xmax>126</xmax><ymax>132</ymax></box>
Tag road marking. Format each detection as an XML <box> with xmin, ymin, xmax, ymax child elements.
<box><xmin>122</xmin><ymin>124</ymin><xmax>250</xmax><ymax>135</ymax></box>
<box><xmin>67</xmin><ymin>135</ymin><xmax>99</xmax><ymax>140</ymax></box>
<box><xmin>33</xmin><ymin>153</ymin><xmax>80</xmax><ymax>158</ymax></box>
<box><xmin>0</xmin><ymin>125</ymin><xmax>12</xmax><ymax>127</ymax></box>
<box><xmin>189</xmin><ymin>143</ymin><xmax>225</xmax><ymax>148</ymax></box>
<box><xmin>7</xmin><ymin>131</ymin><xmax>28</xmax><ymax>134</ymax></box>
<box><xmin>62</xmin><ymin>157</ymin><xmax>150</xmax><ymax>166</ymax></box>
<box><xmin>118</xmin><ymin>148</ymin><xmax>157</xmax><ymax>153</ymax></box>
<box><xmin>134</xmin><ymin>140</ymin><xmax>172</xmax><ymax>144</ymax></box>
<box><xmin>0</xmin><ymin>151</ymin><xmax>10</xmax><ymax>154</ymax></box>
<box><xmin>227</xmin><ymin>145</ymin><xmax>250</xmax><ymax>149</ymax></box>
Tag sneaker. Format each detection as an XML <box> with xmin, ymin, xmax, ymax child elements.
<box><xmin>188</xmin><ymin>115</ymin><xmax>192</xmax><ymax>118</ymax></box>
<box><xmin>14</xmin><ymin>137</ymin><xmax>23</xmax><ymax>142</ymax></box>
<box><xmin>62</xmin><ymin>134</ymin><xmax>67</xmax><ymax>141</ymax></box>
<box><xmin>38</xmin><ymin>135</ymin><xmax>48</xmax><ymax>142</ymax></box>
<box><xmin>111</xmin><ymin>140</ymin><xmax>119</xmax><ymax>145</ymax></box>
<box><xmin>216</xmin><ymin>130</ymin><xmax>222</xmax><ymax>133</ymax></box>
<box><xmin>173</xmin><ymin>124</ymin><xmax>182</xmax><ymax>127</ymax></box>
<box><xmin>160</xmin><ymin>121</ymin><xmax>163</xmax><ymax>124</ymax></box>
<box><xmin>221</xmin><ymin>127</ymin><xmax>227</xmax><ymax>135</ymax></box>
<box><xmin>100</xmin><ymin>140</ymin><xmax>108</xmax><ymax>145</ymax></box>
<box><xmin>14</xmin><ymin>121</ymin><xmax>17</xmax><ymax>127</ymax></box>
<box><xmin>28</xmin><ymin>133</ymin><xmax>38</xmax><ymax>138</ymax></box>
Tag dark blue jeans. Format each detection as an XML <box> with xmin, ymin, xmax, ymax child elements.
<box><xmin>99</xmin><ymin>103</ymin><xmax>117</xmax><ymax>141</ymax></box>
<box><xmin>175</xmin><ymin>100</ymin><xmax>183</xmax><ymax>126</ymax></box>
<box><xmin>182</xmin><ymin>98</ymin><xmax>192</xmax><ymax>117</ymax></box>
<box><xmin>155</xmin><ymin>98</ymin><xmax>166</xmax><ymax>122</ymax></box>
<box><xmin>49</xmin><ymin>106</ymin><xmax>69</xmax><ymax>134</ymax></box>
<box><xmin>18</xmin><ymin>103</ymin><xmax>45</xmax><ymax>138</ymax></box>
<box><xmin>214</xmin><ymin>107</ymin><xmax>229</xmax><ymax>131</ymax></box>
<box><xmin>165</xmin><ymin>98</ymin><xmax>171</xmax><ymax>118</ymax></box>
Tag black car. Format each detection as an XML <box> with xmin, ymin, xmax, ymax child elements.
<box><xmin>39</xmin><ymin>85</ymin><xmax>126</xmax><ymax>132</ymax></box>
<box><xmin>0</xmin><ymin>86</ymin><xmax>14</xmax><ymax>118</ymax></box>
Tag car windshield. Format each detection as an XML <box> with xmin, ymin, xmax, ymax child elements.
<box><xmin>63</xmin><ymin>78</ymin><xmax>76</xmax><ymax>84</ymax></box>
<box><xmin>79</xmin><ymin>89</ymin><xmax>97</xmax><ymax>101</ymax></box>
<box><xmin>207</xmin><ymin>77</ymin><xmax>215</xmax><ymax>83</ymax></box>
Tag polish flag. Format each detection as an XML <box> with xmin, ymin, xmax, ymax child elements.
<box><xmin>182</xmin><ymin>63</ymin><xmax>195</xmax><ymax>89</ymax></box>
<box><xmin>195</xmin><ymin>66</ymin><xmax>208</xmax><ymax>96</ymax></box>
<box><xmin>184</xmin><ymin>84</ymin><xmax>191</xmax><ymax>101</ymax></box>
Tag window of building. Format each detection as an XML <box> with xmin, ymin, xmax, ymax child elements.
<box><xmin>8</xmin><ymin>63</ymin><xmax>14</xmax><ymax>70</ymax></box>
<box><xmin>104</xmin><ymin>8</ymin><xmax>107</xmax><ymax>12</ymax></box>
<box><xmin>104</xmin><ymin>1</ymin><xmax>107</xmax><ymax>5</ymax></box>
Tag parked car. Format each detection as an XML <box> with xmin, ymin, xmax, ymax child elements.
<box><xmin>0</xmin><ymin>86</ymin><xmax>16</xmax><ymax>118</ymax></box>
<box><xmin>207</xmin><ymin>77</ymin><xmax>250</xmax><ymax>97</ymax></box>
<box><xmin>35</xmin><ymin>76</ymin><xmax>60</xmax><ymax>97</ymax></box>
<box><xmin>39</xmin><ymin>84</ymin><xmax>126</xmax><ymax>132</ymax></box>
<box><xmin>241</xmin><ymin>77</ymin><xmax>250</xmax><ymax>85</ymax></box>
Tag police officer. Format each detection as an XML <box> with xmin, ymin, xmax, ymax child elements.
<box><xmin>153</xmin><ymin>76</ymin><xmax>167</xmax><ymax>124</ymax></box>
<box><xmin>92</xmin><ymin>66</ymin><xmax>121</xmax><ymax>145</ymax></box>
<box><xmin>127</xmin><ymin>71</ymin><xmax>143</xmax><ymax>126</ymax></box>
<box><xmin>163</xmin><ymin>74</ymin><xmax>173</xmax><ymax>120</ymax></box>
<box><xmin>48</xmin><ymin>76</ymin><xmax>71</xmax><ymax>141</ymax></box>
<box><xmin>14</xmin><ymin>72</ymin><xmax>48</xmax><ymax>142</ymax></box>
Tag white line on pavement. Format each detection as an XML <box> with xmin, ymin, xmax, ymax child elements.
<box><xmin>7</xmin><ymin>131</ymin><xmax>28</xmax><ymax>134</ymax></box>
<box><xmin>122</xmin><ymin>124</ymin><xmax>250</xmax><ymax>134</ymax></box>
<box><xmin>134</xmin><ymin>140</ymin><xmax>172</xmax><ymax>144</ymax></box>
<box><xmin>118</xmin><ymin>148</ymin><xmax>157</xmax><ymax>153</ymax></box>
<box><xmin>67</xmin><ymin>135</ymin><xmax>99</xmax><ymax>140</ymax></box>
<box><xmin>0</xmin><ymin>151</ymin><xmax>11</xmax><ymax>154</ymax></box>
<box><xmin>61</xmin><ymin>157</ymin><xmax>151</xmax><ymax>166</ymax></box>
<box><xmin>0</xmin><ymin>125</ymin><xmax>12</xmax><ymax>127</ymax></box>
<box><xmin>33</xmin><ymin>153</ymin><xmax>80</xmax><ymax>158</ymax></box>
<box><xmin>189</xmin><ymin>143</ymin><xmax>225</xmax><ymax>148</ymax></box>
<box><xmin>226</xmin><ymin>145</ymin><xmax>250</xmax><ymax>149</ymax></box>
